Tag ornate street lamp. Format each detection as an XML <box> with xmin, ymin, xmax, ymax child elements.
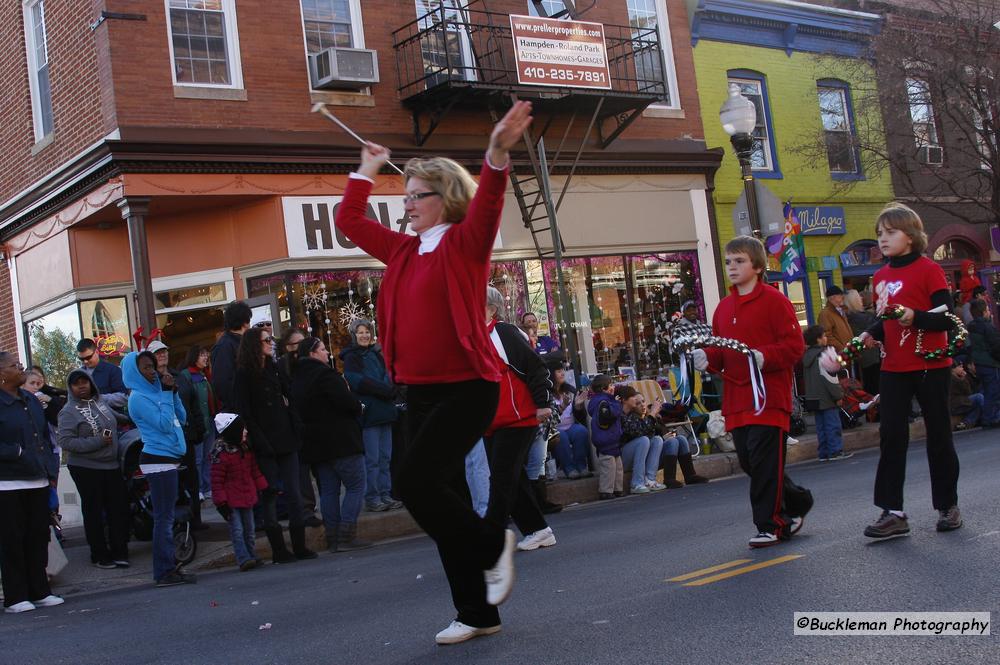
<box><xmin>719</xmin><ymin>83</ymin><xmax>762</xmax><ymax>238</ymax></box>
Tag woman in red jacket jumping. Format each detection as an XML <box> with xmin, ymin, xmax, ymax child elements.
<box><xmin>334</xmin><ymin>101</ymin><xmax>532</xmax><ymax>645</ymax></box>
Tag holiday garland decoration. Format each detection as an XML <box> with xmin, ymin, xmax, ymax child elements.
<box><xmin>839</xmin><ymin>304</ymin><xmax>969</xmax><ymax>365</ymax></box>
<box><xmin>670</xmin><ymin>322</ymin><xmax>767</xmax><ymax>415</ymax></box>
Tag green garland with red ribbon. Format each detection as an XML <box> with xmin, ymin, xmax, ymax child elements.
<box><xmin>839</xmin><ymin>304</ymin><xmax>968</xmax><ymax>365</ymax></box>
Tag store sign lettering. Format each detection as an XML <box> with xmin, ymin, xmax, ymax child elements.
<box><xmin>796</xmin><ymin>206</ymin><xmax>846</xmax><ymax>235</ymax></box>
<box><xmin>282</xmin><ymin>196</ymin><xmax>501</xmax><ymax>259</ymax></box>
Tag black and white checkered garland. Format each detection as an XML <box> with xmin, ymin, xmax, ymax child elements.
<box><xmin>671</xmin><ymin>322</ymin><xmax>767</xmax><ymax>415</ymax></box>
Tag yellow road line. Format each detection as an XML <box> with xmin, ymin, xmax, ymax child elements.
<box><xmin>682</xmin><ymin>555</ymin><xmax>804</xmax><ymax>587</ymax></box>
<box><xmin>666</xmin><ymin>559</ymin><xmax>752</xmax><ymax>582</ymax></box>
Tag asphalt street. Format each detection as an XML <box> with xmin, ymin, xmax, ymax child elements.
<box><xmin>2</xmin><ymin>429</ymin><xmax>997</xmax><ymax>665</ymax></box>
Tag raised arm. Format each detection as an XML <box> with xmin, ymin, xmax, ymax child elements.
<box><xmin>334</xmin><ymin>143</ymin><xmax>408</xmax><ymax>264</ymax></box>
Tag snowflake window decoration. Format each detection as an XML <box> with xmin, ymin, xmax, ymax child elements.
<box><xmin>302</xmin><ymin>286</ymin><xmax>328</xmax><ymax>312</ymax></box>
<box><xmin>338</xmin><ymin>301</ymin><xmax>367</xmax><ymax>326</ymax></box>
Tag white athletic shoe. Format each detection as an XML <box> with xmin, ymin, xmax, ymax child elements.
<box><xmin>631</xmin><ymin>484</ymin><xmax>650</xmax><ymax>494</ymax></box>
<box><xmin>4</xmin><ymin>601</ymin><xmax>35</xmax><ymax>614</ymax></box>
<box><xmin>484</xmin><ymin>529</ymin><xmax>516</xmax><ymax>605</ymax></box>
<box><xmin>749</xmin><ymin>532</ymin><xmax>779</xmax><ymax>548</ymax></box>
<box><xmin>646</xmin><ymin>480</ymin><xmax>667</xmax><ymax>491</ymax></box>
<box><xmin>517</xmin><ymin>527</ymin><xmax>557</xmax><ymax>551</ymax></box>
<box><xmin>435</xmin><ymin>620</ymin><xmax>502</xmax><ymax>645</ymax></box>
<box><xmin>32</xmin><ymin>595</ymin><xmax>64</xmax><ymax>608</ymax></box>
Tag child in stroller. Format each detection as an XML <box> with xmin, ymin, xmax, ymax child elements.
<box><xmin>837</xmin><ymin>370</ymin><xmax>879</xmax><ymax>429</ymax></box>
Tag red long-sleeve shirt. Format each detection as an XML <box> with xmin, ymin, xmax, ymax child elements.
<box><xmin>334</xmin><ymin>160</ymin><xmax>505</xmax><ymax>385</ymax></box>
<box><xmin>705</xmin><ymin>279</ymin><xmax>805</xmax><ymax>431</ymax></box>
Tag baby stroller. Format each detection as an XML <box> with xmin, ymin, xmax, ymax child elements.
<box><xmin>118</xmin><ymin>428</ymin><xmax>198</xmax><ymax>566</ymax></box>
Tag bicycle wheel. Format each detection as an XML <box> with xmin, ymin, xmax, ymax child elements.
<box><xmin>173</xmin><ymin>524</ymin><xmax>197</xmax><ymax>565</ymax></box>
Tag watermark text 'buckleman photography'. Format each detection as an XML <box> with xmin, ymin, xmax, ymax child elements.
<box><xmin>794</xmin><ymin>612</ymin><xmax>990</xmax><ymax>636</ymax></box>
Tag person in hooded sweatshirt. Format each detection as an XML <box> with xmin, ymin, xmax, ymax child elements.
<box><xmin>802</xmin><ymin>326</ymin><xmax>852</xmax><ymax>462</ymax></box>
<box><xmin>57</xmin><ymin>370</ymin><xmax>130</xmax><ymax>569</ymax></box>
<box><xmin>341</xmin><ymin>318</ymin><xmax>402</xmax><ymax>513</ymax></box>
<box><xmin>121</xmin><ymin>350</ymin><xmax>195</xmax><ymax>587</ymax></box>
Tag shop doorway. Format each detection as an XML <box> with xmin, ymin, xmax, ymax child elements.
<box><xmin>156</xmin><ymin>307</ymin><xmax>225</xmax><ymax>370</ymax></box>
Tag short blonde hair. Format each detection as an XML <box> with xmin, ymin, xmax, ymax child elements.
<box><xmin>404</xmin><ymin>157</ymin><xmax>478</xmax><ymax>224</ymax></box>
<box><xmin>725</xmin><ymin>235</ymin><xmax>767</xmax><ymax>271</ymax></box>
<box><xmin>875</xmin><ymin>203</ymin><xmax>927</xmax><ymax>254</ymax></box>
<box><xmin>844</xmin><ymin>288</ymin><xmax>864</xmax><ymax>313</ymax></box>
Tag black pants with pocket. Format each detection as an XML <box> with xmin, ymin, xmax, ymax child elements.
<box><xmin>0</xmin><ymin>487</ymin><xmax>52</xmax><ymax>607</ymax></box>
<box><xmin>485</xmin><ymin>426</ymin><xmax>548</xmax><ymax>538</ymax></box>
<box><xmin>874</xmin><ymin>367</ymin><xmax>958</xmax><ymax>512</ymax></box>
<box><xmin>396</xmin><ymin>379</ymin><xmax>501</xmax><ymax>629</ymax></box>
<box><xmin>68</xmin><ymin>465</ymin><xmax>130</xmax><ymax>563</ymax></box>
<box><xmin>732</xmin><ymin>425</ymin><xmax>811</xmax><ymax>538</ymax></box>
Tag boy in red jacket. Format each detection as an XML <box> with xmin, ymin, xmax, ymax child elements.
<box><xmin>211</xmin><ymin>413</ymin><xmax>268</xmax><ymax>571</ymax></box>
<box><xmin>693</xmin><ymin>236</ymin><xmax>810</xmax><ymax>548</ymax></box>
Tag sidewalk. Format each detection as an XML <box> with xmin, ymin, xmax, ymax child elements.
<box><xmin>46</xmin><ymin>419</ymin><xmax>928</xmax><ymax>597</ymax></box>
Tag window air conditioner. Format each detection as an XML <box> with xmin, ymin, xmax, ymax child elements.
<box><xmin>919</xmin><ymin>145</ymin><xmax>944</xmax><ymax>166</ymax></box>
<box><xmin>309</xmin><ymin>47</ymin><xmax>379</xmax><ymax>90</ymax></box>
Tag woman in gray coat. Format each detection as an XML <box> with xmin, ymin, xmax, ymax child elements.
<box><xmin>57</xmin><ymin>370</ymin><xmax>130</xmax><ymax>568</ymax></box>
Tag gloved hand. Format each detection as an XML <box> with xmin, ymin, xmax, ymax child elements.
<box><xmin>692</xmin><ymin>349</ymin><xmax>709</xmax><ymax>371</ymax></box>
<box><xmin>215</xmin><ymin>503</ymin><xmax>233</xmax><ymax>522</ymax></box>
<box><xmin>752</xmin><ymin>349</ymin><xmax>764</xmax><ymax>370</ymax></box>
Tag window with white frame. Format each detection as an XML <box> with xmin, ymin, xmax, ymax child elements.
<box><xmin>415</xmin><ymin>0</ymin><xmax>476</xmax><ymax>83</ymax></box>
<box><xmin>817</xmin><ymin>84</ymin><xmax>859</xmax><ymax>174</ymax></box>
<box><xmin>728</xmin><ymin>77</ymin><xmax>774</xmax><ymax>171</ymax></box>
<box><xmin>527</xmin><ymin>0</ymin><xmax>568</xmax><ymax>18</ymax></box>
<box><xmin>23</xmin><ymin>0</ymin><xmax>54</xmax><ymax>140</ymax></box>
<box><xmin>166</xmin><ymin>0</ymin><xmax>243</xmax><ymax>87</ymax></box>
<box><xmin>906</xmin><ymin>77</ymin><xmax>939</xmax><ymax>148</ymax></box>
<box><xmin>301</xmin><ymin>0</ymin><xmax>360</xmax><ymax>53</ymax></box>
<box><xmin>626</xmin><ymin>0</ymin><xmax>677</xmax><ymax>106</ymax></box>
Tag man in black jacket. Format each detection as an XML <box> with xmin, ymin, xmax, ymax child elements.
<box><xmin>967</xmin><ymin>299</ymin><xmax>1000</xmax><ymax>428</ymax></box>
<box><xmin>211</xmin><ymin>301</ymin><xmax>252</xmax><ymax>412</ymax></box>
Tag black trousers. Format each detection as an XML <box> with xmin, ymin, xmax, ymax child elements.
<box><xmin>0</xmin><ymin>487</ymin><xmax>52</xmax><ymax>607</ymax></box>
<box><xmin>861</xmin><ymin>362</ymin><xmax>881</xmax><ymax>397</ymax></box>
<box><xmin>485</xmin><ymin>426</ymin><xmax>548</xmax><ymax>538</ymax></box>
<box><xmin>732</xmin><ymin>425</ymin><xmax>810</xmax><ymax>538</ymax></box>
<box><xmin>396</xmin><ymin>379</ymin><xmax>501</xmax><ymax>628</ymax></box>
<box><xmin>875</xmin><ymin>367</ymin><xmax>958</xmax><ymax>512</ymax></box>
<box><xmin>68</xmin><ymin>466</ymin><xmax>130</xmax><ymax>562</ymax></box>
<box><xmin>257</xmin><ymin>451</ymin><xmax>305</xmax><ymax>529</ymax></box>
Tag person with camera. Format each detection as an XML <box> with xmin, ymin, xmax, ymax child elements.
<box><xmin>57</xmin><ymin>370</ymin><xmax>129</xmax><ymax>569</ymax></box>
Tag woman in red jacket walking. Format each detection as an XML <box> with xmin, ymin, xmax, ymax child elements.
<box><xmin>334</xmin><ymin>101</ymin><xmax>532</xmax><ymax>645</ymax></box>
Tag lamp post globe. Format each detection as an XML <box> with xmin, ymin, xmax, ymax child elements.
<box><xmin>719</xmin><ymin>83</ymin><xmax>762</xmax><ymax>237</ymax></box>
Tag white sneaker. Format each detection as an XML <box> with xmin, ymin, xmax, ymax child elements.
<box><xmin>4</xmin><ymin>601</ymin><xmax>35</xmax><ymax>614</ymax></box>
<box><xmin>631</xmin><ymin>484</ymin><xmax>650</xmax><ymax>494</ymax></box>
<box><xmin>484</xmin><ymin>529</ymin><xmax>516</xmax><ymax>605</ymax></box>
<box><xmin>516</xmin><ymin>527</ymin><xmax>557</xmax><ymax>551</ymax></box>
<box><xmin>749</xmin><ymin>532</ymin><xmax>779</xmax><ymax>548</ymax></box>
<box><xmin>435</xmin><ymin>620</ymin><xmax>502</xmax><ymax>645</ymax></box>
<box><xmin>646</xmin><ymin>480</ymin><xmax>667</xmax><ymax>491</ymax></box>
<box><xmin>33</xmin><ymin>595</ymin><xmax>64</xmax><ymax>608</ymax></box>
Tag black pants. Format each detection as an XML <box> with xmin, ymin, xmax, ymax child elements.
<box><xmin>732</xmin><ymin>425</ymin><xmax>810</xmax><ymax>538</ymax></box>
<box><xmin>485</xmin><ymin>426</ymin><xmax>548</xmax><ymax>538</ymax></box>
<box><xmin>396</xmin><ymin>379</ymin><xmax>501</xmax><ymax>628</ymax></box>
<box><xmin>0</xmin><ymin>487</ymin><xmax>52</xmax><ymax>607</ymax></box>
<box><xmin>68</xmin><ymin>466</ymin><xmax>130</xmax><ymax>562</ymax></box>
<box><xmin>875</xmin><ymin>367</ymin><xmax>958</xmax><ymax>512</ymax></box>
<box><xmin>257</xmin><ymin>451</ymin><xmax>305</xmax><ymax>529</ymax></box>
<box><xmin>861</xmin><ymin>362</ymin><xmax>881</xmax><ymax>397</ymax></box>
<box><xmin>299</xmin><ymin>461</ymin><xmax>317</xmax><ymax>516</ymax></box>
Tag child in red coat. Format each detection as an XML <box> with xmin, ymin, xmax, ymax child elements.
<box><xmin>693</xmin><ymin>236</ymin><xmax>810</xmax><ymax>548</ymax></box>
<box><xmin>211</xmin><ymin>413</ymin><xmax>268</xmax><ymax>570</ymax></box>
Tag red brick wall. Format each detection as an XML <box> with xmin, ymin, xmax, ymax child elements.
<box><xmin>0</xmin><ymin>259</ymin><xmax>18</xmax><ymax>355</ymax></box>
<box><xmin>0</xmin><ymin>0</ymin><xmax>109</xmax><ymax>204</ymax></box>
<box><xmin>104</xmin><ymin>0</ymin><xmax>703</xmax><ymax>141</ymax></box>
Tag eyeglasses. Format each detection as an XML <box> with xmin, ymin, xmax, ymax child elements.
<box><xmin>78</xmin><ymin>353</ymin><xmax>96</xmax><ymax>363</ymax></box>
<box><xmin>263</xmin><ymin>336</ymin><xmax>276</xmax><ymax>344</ymax></box>
<box><xmin>403</xmin><ymin>191</ymin><xmax>440</xmax><ymax>204</ymax></box>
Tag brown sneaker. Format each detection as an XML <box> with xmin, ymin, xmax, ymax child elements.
<box><xmin>864</xmin><ymin>511</ymin><xmax>910</xmax><ymax>538</ymax></box>
<box><xmin>936</xmin><ymin>506</ymin><xmax>963</xmax><ymax>532</ymax></box>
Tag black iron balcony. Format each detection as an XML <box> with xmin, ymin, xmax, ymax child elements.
<box><xmin>393</xmin><ymin>1</ymin><xmax>670</xmax><ymax>145</ymax></box>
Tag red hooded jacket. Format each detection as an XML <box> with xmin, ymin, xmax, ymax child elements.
<box><xmin>211</xmin><ymin>445</ymin><xmax>268</xmax><ymax>509</ymax></box>
<box><xmin>705</xmin><ymin>279</ymin><xmax>805</xmax><ymax>431</ymax></box>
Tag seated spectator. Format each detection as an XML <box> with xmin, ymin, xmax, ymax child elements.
<box><xmin>949</xmin><ymin>362</ymin><xmax>983</xmax><ymax>431</ymax></box>
<box><xmin>837</xmin><ymin>370</ymin><xmax>879</xmax><ymax>428</ymax></box>
<box><xmin>0</xmin><ymin>351</ymin><xmax>64</xmax><ymax>614</ymax></box>
<box><xmin>587</xmin><ymin>374</ymin><xmax>623</xmax><ymax>500</ymax></box>
<box><xmin>520</xmin><ymin>312</ymin><xmax>560</xmax><ymax>355</ymax></box>
<box><xmin>546</xmin><ymin>353</ymin><xmax>591</xmax><ymax>479</ymax></box>
<box><xmin>966</xmin><ymin>298</ymin><xmax>1000</xmax><ymax>428</ymax></box>
<box><xmin>652</xmin><ymin>399</ymin><xmax>708</xmax><ymax>488</ymax></box>
<box><xmin>617</xmin><ymin>386</ymin><xmax>664</xmax><ymax>494</ymax></box>
<box><xmin>57</xmin><ymin>370</ymin><xmax>130</xmax><ymax>569</ymax></box>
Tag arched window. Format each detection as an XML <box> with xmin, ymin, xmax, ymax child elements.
<box><xmin>932</xmin><ymin>238</ymin><xmax>979</xmax><ymax>262</ymax></box>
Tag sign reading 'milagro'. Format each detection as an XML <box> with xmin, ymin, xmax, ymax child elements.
<box><xmin>509</xmin><ymin>14</ymin><xmax>611</xmax><ymax>90</ymax></box>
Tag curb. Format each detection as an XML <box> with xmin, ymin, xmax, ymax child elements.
<box><xmin>192</xmin><ymin>421</ymin><xmax>927</xmax><ymax>571</ymax></box>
